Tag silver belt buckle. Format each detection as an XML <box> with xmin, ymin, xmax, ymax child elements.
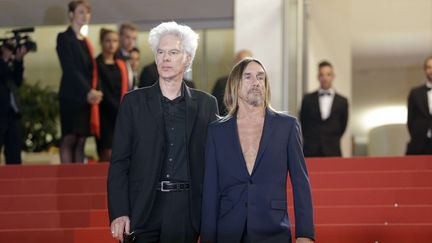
<box><xmin>160</xmin><ymin>181</ymin><xmax>170</xmax><ymax>192</ymax></box>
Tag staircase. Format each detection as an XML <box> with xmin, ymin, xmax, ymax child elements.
<box><xmin>0</xmin><ymin>163</ymin><xmax>115</xmax><ymax>243</ymax></box>
<box><xmin>0</xmin><ymin>156</ymin><xmax>431</xmax><ymax>242</ymax></box>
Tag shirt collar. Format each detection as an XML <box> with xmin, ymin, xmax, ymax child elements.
<box><xmin>425</xmin><ymin>81</ymin><xmax>432</xmax><ymax>89</ymax></box>
<box><xmin>318</xmin><ymin>88</ymin><xmax>335</xmax><ymax>96</ymax></box>
<box><xmin>159</xmin><ymin>81</ymin><xmax>186</xmax><ymax>103</ymax></box>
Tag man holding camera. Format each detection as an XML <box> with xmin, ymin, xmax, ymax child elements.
<box><xmin>0</xmin><ymin>43</ymin><xmax>28</xmax><ymax>164</ymax></box>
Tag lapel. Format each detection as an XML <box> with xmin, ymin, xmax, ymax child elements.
<box><xmin>231</xmin><ymin>116</ymin><xmax>251</xmax><ymax>178</ymax></box>
<box><xmin>185</xmin><ymin>84</ymin><xmax>198</xmax><ymax>142</ymax></box>
<box><xmin>312</xmin><ymin>91</ymin><xmax>323</xmax><ymax>120</ymax></box>
<box><xmin>329</xmin><ymin>93</ymin><xmax>338</xmax><ymax>119</ymax></box>
<box><xmin>251</xmin><ymin>108</ymin><xmax>276</xmax><ymax>175</ymax></box>
<box><xmin>66</xmin><ymin>27</ymin><xmax>92</xmax><ymax>73</ymax></box>
<box><xmin>146</xmin><ymin>82</ymin><xmax>164</xmax><ymax>134</ymax></box>
<box><xmin>421</xmin><ymin>85</ymin><xmax>431</xmax><ymax>116</ymax></box>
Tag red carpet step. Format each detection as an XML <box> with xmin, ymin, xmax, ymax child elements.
<box><xmin>0</xmin><ymin>193</ymin><xmax>106</xmax><ymax>212</ymax></box>
<box><xmin>0</xmin><ymin>210</ymin><xmax>108</xmax><ymax>229</ymax></box>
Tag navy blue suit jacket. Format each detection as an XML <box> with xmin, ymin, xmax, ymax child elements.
<box><xmin>201</xmin><ymin>109</ymin><xmax>314</xmax><ymax>243</ymax></box>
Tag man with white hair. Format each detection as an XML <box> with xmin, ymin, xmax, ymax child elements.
<box><xmin>107</xmin><ymin>21</ymin><xmax>218</xmax><ymax>243</ymax></box>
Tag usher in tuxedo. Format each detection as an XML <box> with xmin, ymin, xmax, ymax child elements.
<box><xmin>0</xmin><ymin>57</ymin><xmax>24</xmax><ymax>164</ymax></box>
<box><xmin>201</xmin><ymin>109</ymin><xmax>314</xmax><ymax>243</ymax></box>
<box><xmin>406</xmin><ymin>83</ymin><xmax>432</xmax><ymax>154</ymax></box>
<box><xmin>107</xmin><ymin>81</ymin><xmax>218</xmax><ymax>240</ymax></box>
<box><xmin>299</xmin><ymin>90</ymin><xmax>348</xmax><ymax>157</ymax></box>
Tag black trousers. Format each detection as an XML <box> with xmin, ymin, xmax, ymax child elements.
<box><xmin>0</xmin><ymin>113</ymin><xmax>22</xmax><ymax>164</ymax></box>
<box><xmin>135</xmin><ymin>191</ymin><xmax>198</xmax><ymax>243</ymax></box>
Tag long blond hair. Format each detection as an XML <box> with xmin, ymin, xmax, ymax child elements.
<box><xmin>223</xmin><ymin>58</ymin><xmax>272</xmax><ymax>118</ymax></box>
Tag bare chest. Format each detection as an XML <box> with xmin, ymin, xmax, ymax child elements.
<box><xmin>237</xmin><ymin>121</ymin><xmax>264</xmax><ymax>175</ymax></box>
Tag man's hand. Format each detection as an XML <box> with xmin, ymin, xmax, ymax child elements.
<box><xmin>110</xmin><ymin>216</ymin><xmax>130</xmax><ymax>242</ymax></box>
<box><xmin>297</xmin><ymin>237</ymin><xmax>314</xmax><ymax>243</ymax></box>
<box><xmin>87</xmin><ymin>89</ymin><xmax>103</xmax><ymax>104</ymax></box>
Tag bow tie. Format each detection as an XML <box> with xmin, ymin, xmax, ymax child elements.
<box><xmin>319</xmin><ymin>91</ymin><xmax>331</xmax><ymax>96</ymax></box>
<box><xmin>426</xmin><ymin>87</ymin><xmax>432</xmax><ymax>91</ymax></box>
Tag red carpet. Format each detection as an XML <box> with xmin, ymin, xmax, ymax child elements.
<box><xmin>0</xmin><ymin>156</ymin><xmax>431</xmax><ymax>242</ymax></box>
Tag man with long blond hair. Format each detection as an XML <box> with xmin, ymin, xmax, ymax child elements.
<box><xmin>201</xmin><ymin>58</ymin><xmax>314</xmax><ymax>243</ymax></box>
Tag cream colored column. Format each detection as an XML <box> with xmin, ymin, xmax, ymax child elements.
<box><xmin>234</xmin><ymin>0</ymin><xmax>284</xmax><ymax>110</ymax></box>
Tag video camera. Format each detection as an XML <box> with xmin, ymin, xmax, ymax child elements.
<box><xmin>0</xmin><ymin>27</ymin><xmax>37</xmax><ymax>54</ymax></box>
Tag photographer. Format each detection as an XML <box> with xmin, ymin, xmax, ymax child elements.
<box><xmin>0</xmin><ymin>43</ymin><xmax>28</xmax><ymax>164</ymax></box>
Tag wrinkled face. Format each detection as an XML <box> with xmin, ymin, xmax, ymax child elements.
<box><xmin>120</xmin><ymin>29</ymin><xmax>137</xmax><ymax>52</ymax></box>
<box><xmin>425</xmin><ymin>58</ymin><xmax>432</xmax><ymax>82</ymax></box>
<box><xmin>101</xmin><ymin>32</ymin><xmax>119</xmax><ymax>55</ymax></box>
<box><xmin>155</xmin><ymin>34</ymin><xmax>190</xmax><ymax>81</ymax></box>
<box><xmin>70</xmin><ymin>4</ymin><xmax>90</xmax><ymax>27</ymax></box>
<box><xmin>238</xmin><ymin>62</ymin><xmax>266</xmax><ymax>107</ymax></box>
<box><xmin>129</xmin><ymin>51</ymin><xmax>140</xmax><ymax>72</ymax></box>
<box><xmin>318</xmin><ymin>66</ymin><xmax>334</xmax><ymax>90</ymax></box>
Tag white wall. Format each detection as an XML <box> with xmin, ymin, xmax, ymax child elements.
<box><xmin>234</xmin><ymin>0</ymin><xmax>284</xmax><ymax>110</ymax></box>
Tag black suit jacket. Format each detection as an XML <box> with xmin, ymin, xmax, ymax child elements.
<box><xmin>139</xmin><ymin>62</ymin><xmax>159</xmax><ymax>88</ymax></box>
<box><xmin>56</xmin><ymin>26</ymin><xmax>93</xmax><ymax>103</ymax></box>
<box><xmin>406</xmin><ymin>85</ymin><xmax>432</xmax><ymax>154</ymax></box>
<box><xmin>211</xmin><ymin>76</ymin><xmax>228</xmax><ymax>116</ymax></box>
<box><xmin>299</xmin><ymin>91</ymin><xmax>348</xmax><ymax>157</ymax></box>
<box><xmin>0</xmin><ymin>58</ymin><xmax>24</xmax><ymax>116</ymax></box>
<box><xmin>107</xmin><ymin>82</ymin><xmax>218</xmax><ymax>232</ymax></box>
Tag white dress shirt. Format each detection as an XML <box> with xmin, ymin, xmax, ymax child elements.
<box><xmin>426</xmin><ymin>82</ymin><xmax>432</xmax><ymax>114</ymax></box>
<box><xmin>318</xmin><ymin>88</ymin><xmax>335</xmax><ymax>120</ymax></box>
<box><xmin>120</xmin><ymin>49</ymin><xmax>135</xmax><ymax>90</ymax></box>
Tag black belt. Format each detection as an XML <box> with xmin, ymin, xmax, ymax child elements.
<box><xmin>156</xmin><ymin>181</ymin><xmax>190</xmax><ymax>192</ymax></box>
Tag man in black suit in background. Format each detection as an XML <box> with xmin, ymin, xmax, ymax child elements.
<box><xmin>406</xmin><ymin>56</ymin><xmax>432</xmax><ymax>155</ymax></box>
<box><xmin>300</xmin><ymin>61</ymin><xmax>348</xmax><ymax>157</ymax></box>
<box><xmin>0</xmin><ymin>43</ymin><xmax>27</xmax><ymax>164</ymax></box>
<box><xmin>116</xmin><ymin>22</ymin><xmax>138</xmax><ymax>90</ymax></box>
<box><xmin>211</xmin><ymin>49</ymin><xmax>252</xmax><ymax>116</ymax></box>
<box><xmin>108</xmin><ymin>21</ymin><xmax>218</xmax><ymax>243</ymax></box>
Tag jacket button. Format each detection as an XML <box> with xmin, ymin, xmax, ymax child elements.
<box><xmin>245</xmin><ymin>202</ymin><xmax>248</xmax><ymax>207</ymax></box>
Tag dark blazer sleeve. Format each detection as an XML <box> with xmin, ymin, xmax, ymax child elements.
<box><xmin>299</xmin><ymin>95</ymin><xmax>307</xmax><ymax>135</ymax></box>
<box><xmin>338</xmin><ymin>96</ymin><xmax>349</xmax><ymax>137</ymax></box>
<box><xmin>201</xmin><ymin>124</ymin><xmax>219</xmax><ymax>243</ymax></box>
<box><xmin>107</xmin><ymin>94</ymin><xmax>133</xmax><ymax>223</ymax></box>
<box><xmin>407</xmin><ymin>89</ymin><xmax>415</xmax><ymax>137</ymax></box>
<box><xmin>288</xmin><ymin>118</ymin><xmax>315</xmax><ymax>240</ymax></box>
<box><xmin>56</xmin><ymin>32</ymin><xmax>91</xmax><ymax>97</ymax></box>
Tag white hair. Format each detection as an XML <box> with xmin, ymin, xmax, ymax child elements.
<box><xmin>148</xmin><ymin>21</ymin><xmax>199</xmax><ymax>71</ymax></box>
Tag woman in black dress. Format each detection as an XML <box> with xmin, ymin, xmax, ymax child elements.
<box><xmin>96</xmin><ymin>28</ymin><xmax>128</xmax><ymax>162</ymax></box>
<box><xmin>56</xmin><ymin>0</ymin><xmax>103</xmax><ymax>163</ymax></box>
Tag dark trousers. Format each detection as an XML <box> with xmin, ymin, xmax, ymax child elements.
<box><xmin>0</xmin><ymin>113</ymin><xmax>22</xmax><ymax>164</ymax></box>
<box><xmin>135</xmin><ymin>191</ymin><xmax>198</xmax><ymax>243</ymax></box>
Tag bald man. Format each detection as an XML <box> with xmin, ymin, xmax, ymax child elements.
<box><xmin>211</xmin><ymin>50</ymin><xmax>253</xmax><ymax>115</ymax></box>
